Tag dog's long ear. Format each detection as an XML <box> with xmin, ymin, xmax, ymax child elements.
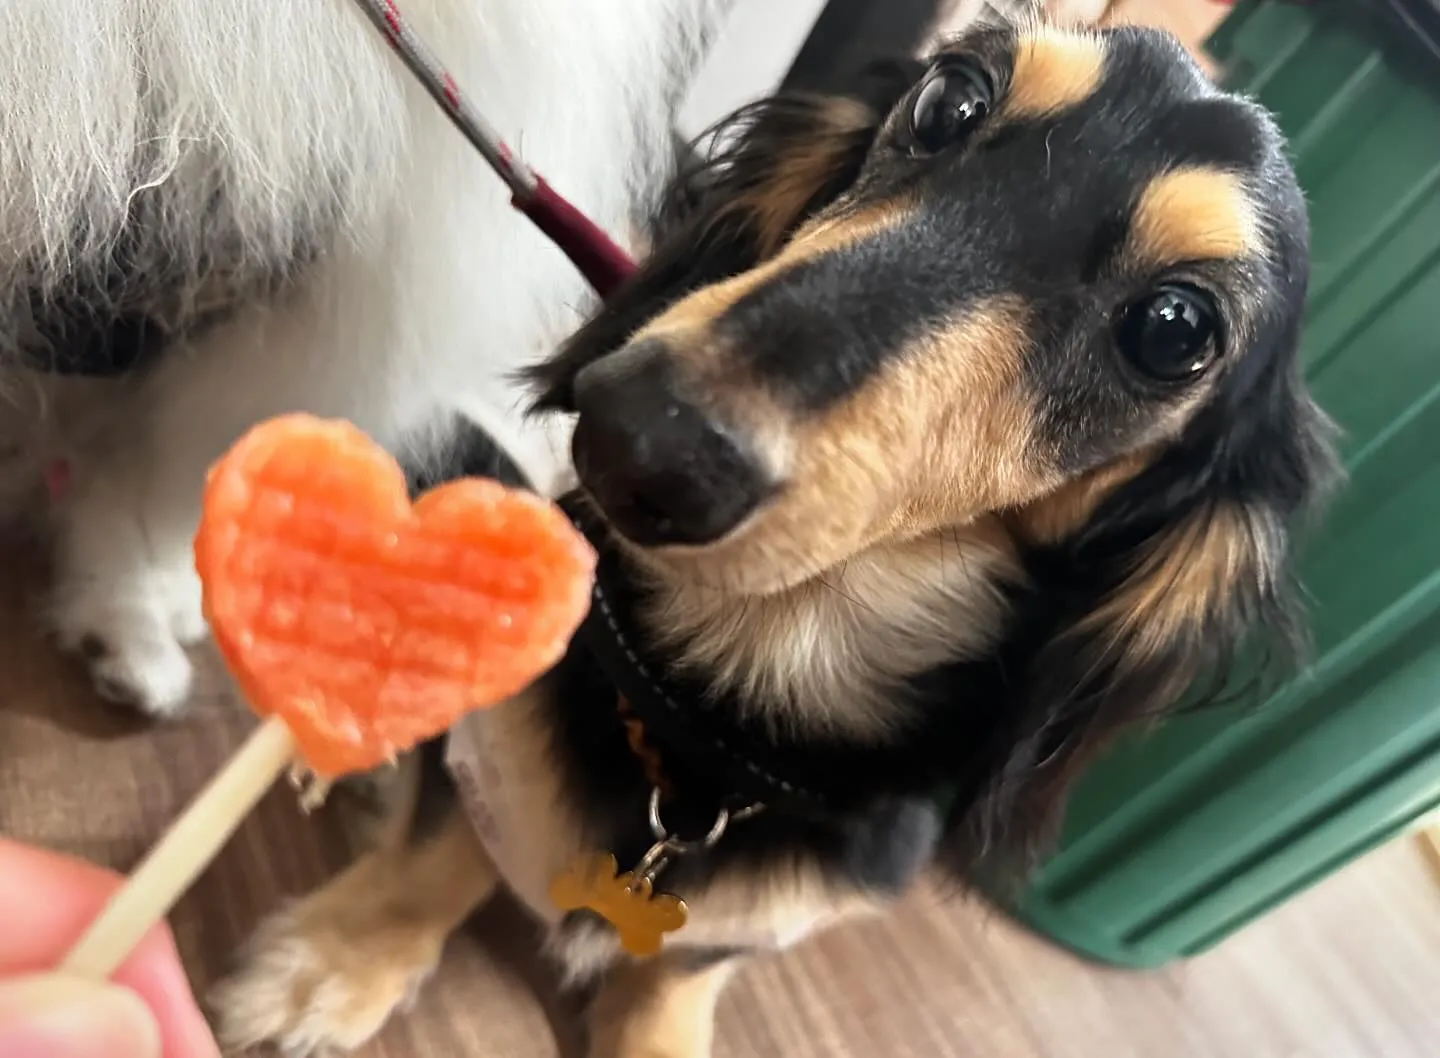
<box><xmin>959</xmin><ymin>325</ymin><xmax>1341</xmax><ymax>874</ymax></box>
<box><xmin>527</xmin><ymin>59</ymin><xmax>925</xmax><ymax>411</ymax></box>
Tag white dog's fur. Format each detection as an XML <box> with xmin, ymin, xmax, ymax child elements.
<box><xmin>0</xmin><ymin>0</ymin><xmax>729</xmax><ymax>715</ymax></box>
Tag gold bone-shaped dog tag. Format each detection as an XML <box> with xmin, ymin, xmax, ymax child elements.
<box><xmin>549</xmin><ymin>852</ymin><xmax>688</xmax><ymax>957</ymax></box>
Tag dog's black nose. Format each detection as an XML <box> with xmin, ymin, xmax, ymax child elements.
<box><xmin>571</xmin><ymin>344</ymin><xmax>768</xmax><ymax>547</ymax></box>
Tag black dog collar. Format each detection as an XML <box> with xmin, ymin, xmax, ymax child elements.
<box><xmin>558</xmin><ymin>492</ymin><xmax>835</xmax><ymax>815</ymax></box>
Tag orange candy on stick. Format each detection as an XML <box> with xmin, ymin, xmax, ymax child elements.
<box><xmin>61</xmin><ymin>414</ymin><xmax>596</xmax><ymax>978</ymax></box>
<box><xmin>198</xmin><ymin>414</ymin><xmax>595</xmax><ymax>777</ymax></box>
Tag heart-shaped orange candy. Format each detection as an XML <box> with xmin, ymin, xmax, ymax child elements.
<box><xmin>194</xmin><ymin>414</ymin><xmax>596</xmax><ymax>777</ymax></box>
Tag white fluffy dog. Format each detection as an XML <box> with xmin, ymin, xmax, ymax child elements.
<box><xmin>0</xmin><ymin>0</ymin><xmax>729</xmax><ymax>716</ymax></box>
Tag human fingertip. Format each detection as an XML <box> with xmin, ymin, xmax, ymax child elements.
<box><xmin>0</xmin><ymin>974</ymin><xmax>162</xmax><ymax>1058</ymax></box>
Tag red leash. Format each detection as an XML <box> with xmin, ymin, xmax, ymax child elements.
<box><xmin>349</xmin><ymin>0</ymin><xmax>639</xmax><ymax>297</ymax></box>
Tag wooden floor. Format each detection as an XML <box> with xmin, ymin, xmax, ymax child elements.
<box><xmin>720</xmin><ymin>836</ymin><xmax>1440</xmax><ymax>1058</ymax></box>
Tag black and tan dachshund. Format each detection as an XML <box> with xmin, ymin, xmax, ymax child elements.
<box><xmin>213</xmin><ymin>20</ymin><xmax>1336</xmax><ymax>1058</ymax></box>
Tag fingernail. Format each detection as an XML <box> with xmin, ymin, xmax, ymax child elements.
<box><xmin>0</xmin><ymin>974</ymin><xmax>161</xmax><ymax>1058</ymax></box>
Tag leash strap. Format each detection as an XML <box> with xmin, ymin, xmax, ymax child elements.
<box><xmin>346</xmin><ymin>0</ymin><xmax>638</xmax><ymax>297</ymax></box>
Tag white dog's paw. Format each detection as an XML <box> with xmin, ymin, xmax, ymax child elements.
<box><xmin>210</xmin><ymin>906</ymin><xmax>441</xmax><ymax>1058</ymax></box>
<box><xmin>163</xmin><ymin>566</ymin><xmax>209</xmax><ymax>645</ymax></box>
<box><xmin>50</xmin><ymin>594</ymin><xmax>194</xmax><ymax>717</ymax></box>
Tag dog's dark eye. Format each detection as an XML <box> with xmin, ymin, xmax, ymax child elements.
<box><xmin>909</xmin><ymin>61</ymin><xmax>992</xmax><ymax>154</ymax></box>
<box><xmin>1115</xmin><ymin>285</ymin><xmax>1220</xmax><ymax>383</ymax></box>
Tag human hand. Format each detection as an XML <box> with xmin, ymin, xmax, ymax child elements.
<box><xmin>0</xmin><ymin>837</ymin><xmax>221</xmax><ymax>1057</ymax></box>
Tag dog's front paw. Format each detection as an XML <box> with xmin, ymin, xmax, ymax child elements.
<box><xmin>49</xmin><ymin>594</ymin><xmax>195</xmax><ymax>717</ymax></box>
<box><xmin>163</xmin><ymin>564</ymin><xmax>210</xmax><ymax>646</ymax></box>
<box><xmin>209</xmin><ymin>905</ymin><xmax>441</xmax><ymax>1057</ymax></box>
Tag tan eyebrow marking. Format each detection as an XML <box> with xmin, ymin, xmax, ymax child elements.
<box><xmin>1007</xmin><ymin>27</ymin><xmax>1107</xmax><ymax>118</ymax></box>
<box><xmin>1129</xmin><ymin>166</ymin><xmax>1263</xmax><ymax>267</ymax></box>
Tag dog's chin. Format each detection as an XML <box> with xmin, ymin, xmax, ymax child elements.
<box><xmin>627</xmin><ymin>542</ymin><xmax>816</xmax><ymax>599</ymax></box>
<box><xmin>584</xmin><ymin>490</ymin><xmax>859</xmax><ymax>600</ymax></box>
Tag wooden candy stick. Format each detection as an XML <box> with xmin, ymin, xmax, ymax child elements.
<box><xmin>60</xmin><ymin>718</ymin><xmax>297</xmax><ymax>978</ymax></box>
<box><xmin>59</xmin><ymin>413</ymin><xmax>597</xmax><ymax>979</ymax></box>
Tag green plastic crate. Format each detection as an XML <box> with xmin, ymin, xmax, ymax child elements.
<box><xmin>1008</xmin><ymin>0</ymin><xmax>1440</xmax><ymax>969</ymax></box>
